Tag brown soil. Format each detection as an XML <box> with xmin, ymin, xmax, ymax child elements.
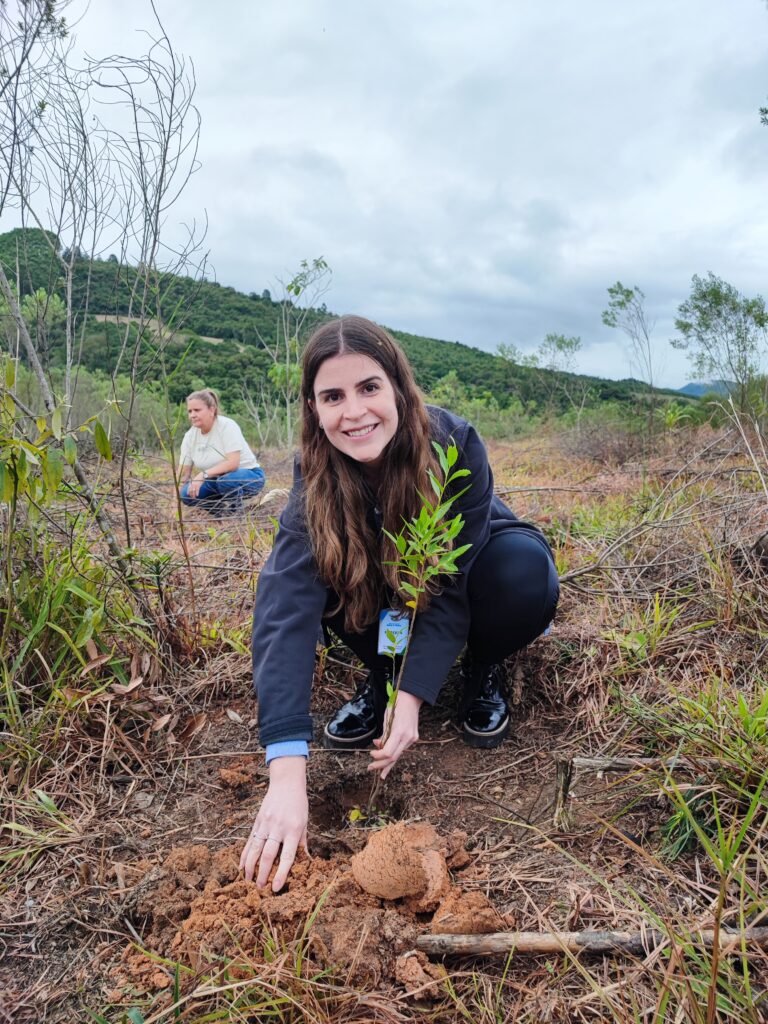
<box><xmin>111</xmin><ymin>823</ymin><xmax>504</xmax><ymax>997</ymax></box>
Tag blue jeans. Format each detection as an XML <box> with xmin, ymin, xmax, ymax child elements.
<box><xmin>180</xmin><ymin>467</ymin><xmax>265</xmax><ymax>513</ymax></box>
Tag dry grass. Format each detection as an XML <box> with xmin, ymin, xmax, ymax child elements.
<box><xmin>2</xmin><ymin>423</ymin><xmax>767</xmax><ymax>1022</ymax></box>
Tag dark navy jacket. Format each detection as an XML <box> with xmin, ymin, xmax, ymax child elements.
<box><xmin>252</xmin><ymin>407</ymin><xmax>542</xmax><ymax>746</ymax></box>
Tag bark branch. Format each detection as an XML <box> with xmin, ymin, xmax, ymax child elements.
<box><xmin>0</xmin><ymin>262</ymin><xmax>142</xmax><ymax>596</ymax></box>
<box><xmin>417</xmin><ymin>926</ymin><xmax>768</xmax><ymax>957</ymax></box>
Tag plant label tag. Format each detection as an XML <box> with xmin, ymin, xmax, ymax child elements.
<box><xmin>377</xmin><ymin>609</ymin><xmax>409</xmax><ymax>656</ymax></box>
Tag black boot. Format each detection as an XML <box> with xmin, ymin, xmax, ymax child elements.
<box><xmin>323</xmin><ymin>670</ymin><xmax>388</xmax><ymax>749</ymax></box>
<box><xmin>459</xmin><ymin>658</ymin><xmax>510</xmax><ymax>749</ymax></box>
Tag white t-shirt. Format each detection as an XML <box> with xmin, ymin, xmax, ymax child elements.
<box><xmin>179</xmin><ymin>415</ymin><xmax>260</xmax><ymax>472</ymax></box>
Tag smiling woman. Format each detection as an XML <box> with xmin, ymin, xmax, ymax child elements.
<box><xmin>311</xmin><ymin>354</ymin><xmax>399</xmax><ymax>467</ymax></box>
<box><xmin>241</xmin><ymin>316</ymin><xmax>560</xmax><ymax>890</ymax></box>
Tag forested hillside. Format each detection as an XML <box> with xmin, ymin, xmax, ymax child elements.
<box><xmin>0</xmin><ymin>226</ymin><xmax>679</xmax><ymax>416</ymax></box>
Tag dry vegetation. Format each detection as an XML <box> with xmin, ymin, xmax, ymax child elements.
<box><xmin>2</xmin><ymin>422</ymin><xmax>768</xmax><ymax>1023</ymax></box>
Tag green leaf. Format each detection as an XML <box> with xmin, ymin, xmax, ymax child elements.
<box><xmin>94</xmin><ymin>420</ymin><xmax>112</xmax><ymax>461</ymax></box>
<box><xmin>63</xmin><ymin>434</ymin><xmax>77</xmax><ymax>465</ymax></box>
<box><xmin>74</xmin><ymin>607</ymin><xmax>95</xmax><ymax>649</ymax></box>
<box><xmin>19</xmin><ymin>442</ymin><xmax>39</xmax><ymax>466</ymax></box>
<box><xmin>432</xmin><ymin>440</ymin><xmax>449</xmax><ymax>477</ymax></box>
<box><xmin>5</xmin><ymin>358</ymin><xmax>16</xmax><ymax>388</ymax></box>
<box><xmin>51</xmin><ymin>406</ymin><xmax>62</xmax><ymax>440</ymax></box>
<box><xmin>446</xmin><ymin>443</ymin><xmax>458</xmax><ymax>468</ymax></box>
<box><xmin>42</xmin><ymin>449</ymin><xmax>64</xmax><ymax>495</ymax></box>
<box><xmin>126</xmin><ymin>1010</ymin><xmax>146</xmax><ymax>1024</ymax></box>
<box><xmin>33</xmin><ymin>789</ymin><xmax>59</xmax><ymax>815</ymax></box>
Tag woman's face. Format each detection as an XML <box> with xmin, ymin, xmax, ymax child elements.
<box><xmin>187</xmin><ymin>399</ymin><xmax>216</xmax><ymax>433</ymax></box>
<box><xmin>311</xmin><ymin>352</ymin><xmax>399</xmax><ymax>470</ymax></box>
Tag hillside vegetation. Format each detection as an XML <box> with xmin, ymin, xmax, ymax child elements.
<box><xmin>0</xmin><ymin>227</ymin><xmax>687</xmax><ymax>436</ymax></box>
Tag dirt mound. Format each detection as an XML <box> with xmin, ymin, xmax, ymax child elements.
<box><xmin>116</xmin><ymin>822</ymin><xmax>511</xmax><ymax>996</ymax></box>
<box><xmin>352</xmin><ymin>820</ymin><xmax>461</xmax><ymax>911</ymax></box>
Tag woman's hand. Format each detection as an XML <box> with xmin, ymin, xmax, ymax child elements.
<box><xmin>240</xmin><ymin>756</ymin><xmax>308</xmax><ymax>890</ymax></box>
<box><xmin>186</xmin><ymin>473</ymin><xmax>205</xmax><ymax>499</ymax></box>
<box><xmin>368</xmin><ymin>690</ymin><xmax>423</xmax><ymax>780</ymax></box>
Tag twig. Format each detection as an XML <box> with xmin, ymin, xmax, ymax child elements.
<box><xmin>417</xmin><ymin>926</ymin><xmax>768</xmax><ymax>957</ymax></box>
<box><xmin>571</xmin><ymin>755</ymin><xmax>716</xmax><ymax>772</ymax></box>
<box><xmin>552</xmin><ymin>758</ymin><xmax>573</xmax><ymax>829</ymax></box>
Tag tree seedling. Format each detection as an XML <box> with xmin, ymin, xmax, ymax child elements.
<box><xmin>367</xmin><ymin>440</ymin><xmax>472</xmax><ymax>813</ymax></box>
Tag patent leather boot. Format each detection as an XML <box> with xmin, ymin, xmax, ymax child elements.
<box><xmin>459</xmin><ymin>659</ymin><xmax>511</xmax><ymax>748</ymax></box>
<box><xmin>323</xmin><ymin>670</ymin><xmax>388</xmax><ymax>749</ymax></box>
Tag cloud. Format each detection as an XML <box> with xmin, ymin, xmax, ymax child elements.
<box><xmin>15</xmin><ymin>0</ymin><xmax>768</xmax><ymax>388</ymax></box>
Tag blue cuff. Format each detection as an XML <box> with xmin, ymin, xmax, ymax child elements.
<box><xmin>265</xmin><ymin>740</ymin><xmax>309</xmax><ymax>764</ymax></box>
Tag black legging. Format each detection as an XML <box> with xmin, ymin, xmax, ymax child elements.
<box><xmin>324</xmin><ymin>528</ymin><xmax>560</xmax><ymax>672</ymax></box>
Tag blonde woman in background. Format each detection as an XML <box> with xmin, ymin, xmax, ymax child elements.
<box><xmin>178</xmin><ymin>389</ymin><xmax>265</xmax><ymax>516</ymax></box>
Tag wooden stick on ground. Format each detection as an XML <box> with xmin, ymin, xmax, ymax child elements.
<box><xmin>417</xmin><ymin>927</ymin><xmax>768</xmax><ymax>957</ymax></box>
<box><xmin>572</xmin><ymin>756</ymin><xmax>695</xmax><ymax>771</ymax></box>
<box><xmin>552</xmin><ymin>758</ymin><xmax>573</xmax><ymax>829</ymax></box>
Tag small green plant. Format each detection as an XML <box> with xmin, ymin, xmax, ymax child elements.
<box><xmin>661</xmin><ymin>781</ymin><xmax>716</xmax><ymax>859</ymax></box>
<box><xmin>0</xmin><ymin>790</ymin><xmax>80</xmax><ymax>886</ymax></box>
<box><xmin>662</xmin><ymin>400</ymin><xmax>692</xmax><ymax>431</ymax></box>
<box><xmin>368</xmin><ymin>439</ymin><xmax>472</xmax><ymax>811</ymax></box>
<box><xmin>605</xmin><ymin>594</ymin><xmax>714</xmax><ymax>668</ymax></box>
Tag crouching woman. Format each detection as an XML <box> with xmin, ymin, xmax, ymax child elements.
<box><xmin>241</xmin><ymin>316</ymin><xmax>559</xmax><ymax>890</ymax></box>
<box><xmin>178</xmin><ymin>389</ymin><xmax>265</xmax><ymax>516</ymax></box>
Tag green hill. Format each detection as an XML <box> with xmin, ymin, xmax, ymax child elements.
<box><xmin>0</xmin><ymin>227</ymin><xmax>680</xmax><ymax>416</ymax></box>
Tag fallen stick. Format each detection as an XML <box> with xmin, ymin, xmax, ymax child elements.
<box><xmin>571</xmin><ymin>755</ymin><xmax>720</xmax><ymax>772</ymax></box>
<box><xmin>417</xmin><ymin>927</ymin><xmax>768</xmax><ymax>957</ymax></box>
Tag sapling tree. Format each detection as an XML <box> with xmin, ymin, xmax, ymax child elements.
<box><xmin>527</xmin><ymin>332</ymin><xmax>593</xmax><ymax>429</ymax></box>
<box><xmin>1</xmin><ymin>3</ymin><xmax>205</xmax><ymax>551</ymax></box>
<box><xmin>602</xmin><ymin>282</ymin><xmax>660</xmax><ymax>439</ymax></box>
<box><xmin>367</xmin><ymin>440</ymin><xmax>472</xmax><ymax>812</ymax></box>
<box><xmin>248</xmin><ymin>257</ymin><xmax>331</xmax><ymax>447</ymax></box>
<box><xmin>672</xmin><ymin>273</ymin><xmax>768</xmax><ymax>416</ymax></box>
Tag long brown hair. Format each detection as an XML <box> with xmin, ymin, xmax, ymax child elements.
<box><xmin>301</xmin><ymin>315</ymin><xmax>439</xmax><ymax>632</ymax></box>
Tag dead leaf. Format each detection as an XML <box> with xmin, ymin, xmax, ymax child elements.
<box><xmin>86</xmin><ymin>639</ymin><xmax>98</xmax><ymax>660</ymax></box>
<box><xmin>151</xmin><ymin>713</ymin><xmax>172</xmax><ymax>732</ymax></box>
<box><xmin>225</xmin><ymin>708</ymin><xmax>244</xmax><ymax>725</ymax></box>
<box><xmin>114</xmin><ymin>863</ymin><xmax>127</xmax><ymax>888</ymax></box>
<box><xmin>62</xmin><ymin>686</ymin><xmax>88</xmax><ymax>703</ymax></box>
<box><xmin>80</xmin><ymin>653</ymin><xmax>112</xmax><ymax>678</ymax></box>
<box><xmin>178</xmin><ymin>713</ymin><xmax>208</xmax><ymax>743</ymax></box>
<box><xmin>111</xmin><ymin>676</ymin><xmax>144</xmax><ymax>697</ymax></box>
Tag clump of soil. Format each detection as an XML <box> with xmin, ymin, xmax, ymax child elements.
<box><xmin>117</xmin><ymin>822</ymin><xmax>511</xmax><ymax>996</ymax></box>
<box><xmin>352</xmin><ymin>821</ymin><xmax>464</xmax><ymax>911</ymax></box>
<box><xmin>217</xmin><ymin>756</ymin><xmax>257</xmax><ymax>788</ymax></box>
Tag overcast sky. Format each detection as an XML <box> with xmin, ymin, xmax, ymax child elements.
<box><xmin>38</xmin><ymin>1</ymin><xmax>768</xmax><ymax>385</ymax></box>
